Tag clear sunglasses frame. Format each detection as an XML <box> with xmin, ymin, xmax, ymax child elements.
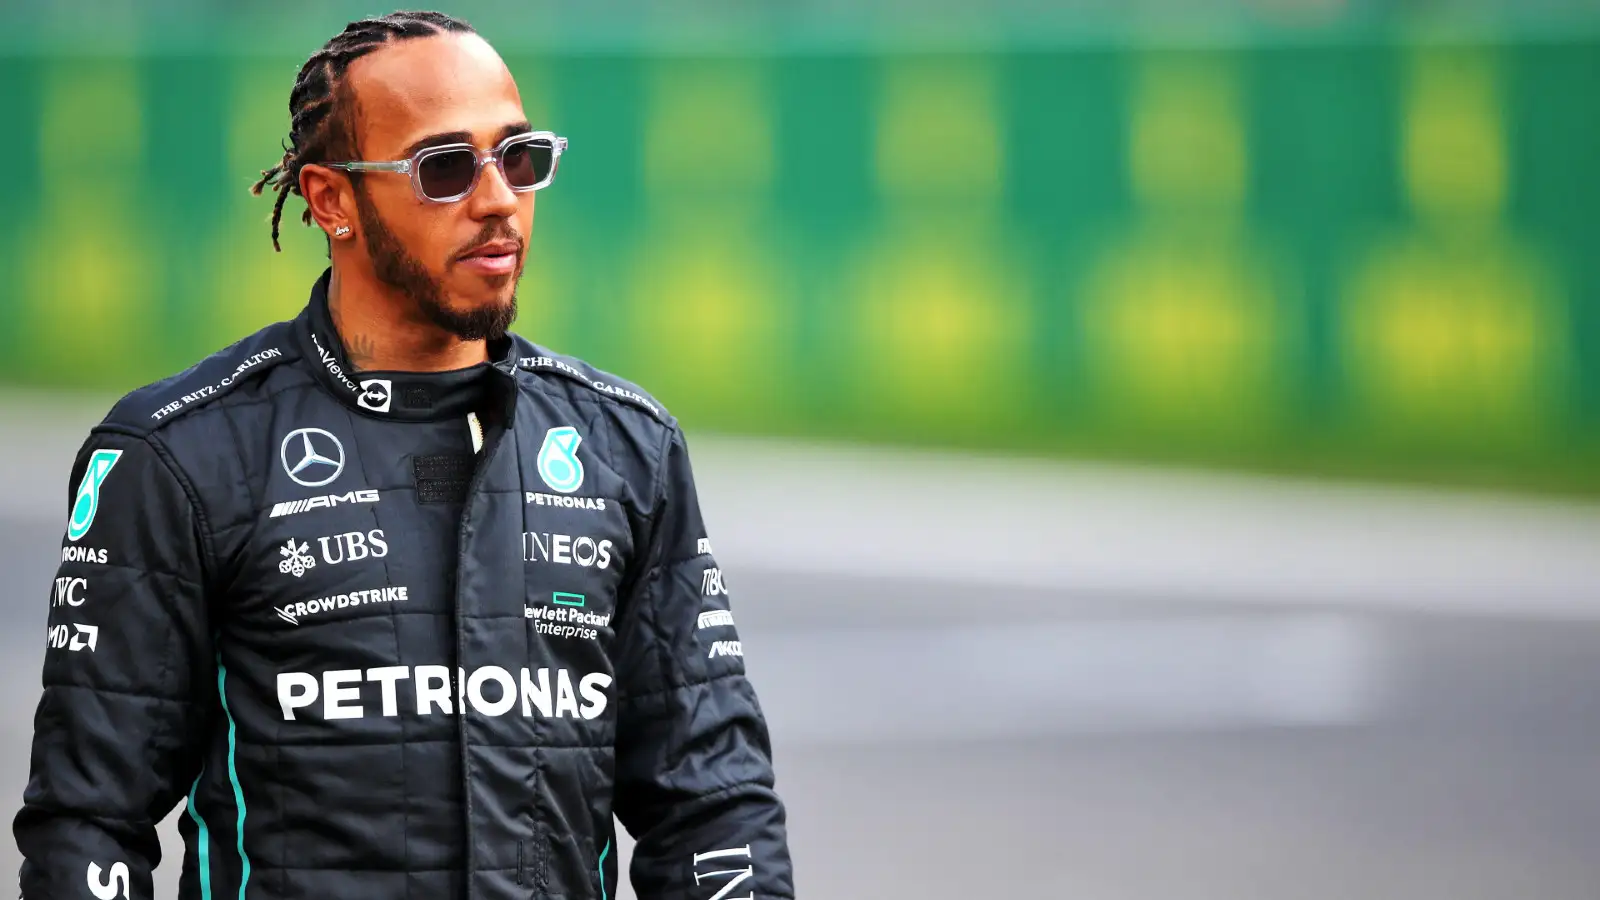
<box><xmin>323</xmin><ymin>131</ymin><xmax>568</xmax><ymax>203</ymax></box>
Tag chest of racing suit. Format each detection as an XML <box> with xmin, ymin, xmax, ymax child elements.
<box><xmin>15</xmin><ymin>271</ymin><xmax>794</xmax><ymax>900</ymax></box>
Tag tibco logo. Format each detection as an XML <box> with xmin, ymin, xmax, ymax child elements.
<box><xmin>702</xmin><ymin>567</ymin><xmax>727</xmax><ymax>597</ymax></box>
<box><xmin>270</xmin><ymin>489</ymin><xmax>379</xmax><ymax>518</ymax></box>
<box><xmin>522</xmin><ymin>532</ymin><xmax>614</xmax><ymax>568</ymax></box>
<box><xmin>277</xmin><ymin>665</ymin><xmax>612</xmax><ymax>721</ymax></box>
<box><xmin>708</xmin><ymin>640</ymin><xmax>743</xmax><ymax>659</ymax></box>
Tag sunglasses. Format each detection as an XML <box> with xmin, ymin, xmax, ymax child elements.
<box><xmin>323</xmin><ymin>131</ymin><xmax>567</xmax><ymax>203</ymax></box>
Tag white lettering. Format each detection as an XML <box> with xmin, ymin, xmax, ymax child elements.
<box><xmin>702</xmin><ymin>567</ymin><xmax>728</xmax><ymax>596</ymax></box>
<box><xmin>317</xmin><ymin>529</ymin><xmax>388</xmax><ymax>565</ymax></box>
<box><xmin>579</xmin><ymin>672</ymin><xmax>612</xmax><ymax>719</ymax></box>
<box><xmin>467</xmin><ymin>666</ymin><xmax>517</xmax><ymax>716</ymax></box>
<box><xmin>554</xmin><ymin>669</ymin><xmax>579</xmax><ymax>718</ymax></box>
<box><xmin>521</xmin><ymin>667</ymin><xmax>553</xmax><ymax>717</ymax></box>
<box><xmin>86</xmin><ymin>861</ymin><xmax>130</xmax><ymax>900</ymax></box>
<box><xmin>61</xmin><ymin>546</ymin><xmax>108</xmax><ymax>564</ymax></box>
<box><xmin>524</xmin><ymin>492</ymin><xmax>607</xmax><ymax>511</ymax></box>
<box><xmin>150</xmin><ymin>348</ymin><xmax>281</xmax><ymax>420</ymax></box>
<box><xmin>322</xmin><ymin>669</ymin><xmax>364</xmax><ymax>719</ymax></box>
<box><xmin>573</xmin><ymin>536</ymin><xmax>596</xmax><ymax>566</ymax></box>
<box><xmin>416</xmin><ymin>665</ymin><xmax>453</xmax><ymax>715</ymax></box>
<box><xmin>708</xmin><ymin>640</ymin><xmax>743</xmax><ymax>659</ymax></box>
<box><xmin>698</xmin><ymin>610</ymin><xmax>735</xmax><ymax>630</ymax></box>
<box><xmin>53</xmin><ymin>576</ymin><xmax>88</xmax><ymax>607</ymax></box>
<box><xmin>367</xmin><ymin>666</ymin><xmax>410</xmax><ymax>716</ymax></box>
<box><xmin>277</xmin><ymin>665</ymin><xmax>611</xmax><ymax>721</ymax></box>
<box><xmin>523</xmin><ymin>532</ymin><xmax>615</xmax><ymax>567</ymax></box>
<box><xmin>693</xmin><ymin>845</ymin><xmax>755</xmax><ymax>900</ymax></box>
<box><xmin>269</xmin><ymin>489</ymin><xmax>379</xmax><ymax>518</ymax></box>
<box><xmin>697</xmin><ymin>537</ymin><xmax>713</xmax><ymax>556</ymax></box>
<box><xmin>278</xmin><ymin>672</ymin><xmax>319</xmax><ymax>720</ymax></box>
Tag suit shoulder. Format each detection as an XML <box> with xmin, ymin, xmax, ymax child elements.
<box><xmin>512</xmin><ymin>338</ymin><xmax>671</xmax><ymax>426</ymax></box>
<box><xmin>97</xmin><ymin>320</ymin><xmax>298</xmax><ymax>436</ymax></box>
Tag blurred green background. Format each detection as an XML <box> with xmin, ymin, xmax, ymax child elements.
<box><xmin>1</xmin><ymin>0</ymin><xmax>1598</xmax><ymax>493</ymax></box>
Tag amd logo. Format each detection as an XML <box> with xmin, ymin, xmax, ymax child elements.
<box><xmin>47</xmin><ymin>623</ymin><xmax>99</xmax><ymax>652</ymax></box>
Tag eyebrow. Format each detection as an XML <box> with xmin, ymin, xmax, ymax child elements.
<box><xmin>400</xmin><ymin>121</ymin><xmax>533</xmax><ymax>159</ymax></box>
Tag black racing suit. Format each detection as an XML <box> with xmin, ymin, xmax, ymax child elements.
<box><xmin>15</xmin><ymin>269</ymin><xmax>793</xmax><ymax>900</ymax></box>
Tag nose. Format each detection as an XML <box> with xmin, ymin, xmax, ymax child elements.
<box><xmin>468</xmin><ymin>150</ymin><xmax>521</xmax><ymax>220</ymax></box>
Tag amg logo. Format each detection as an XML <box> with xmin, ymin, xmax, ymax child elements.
<box><xmin>707</xmin><ymin>640</ymin><xmax>743</xmax><ymax>659</ymax></box>
<box><xmin>697</xmin><ymin>610</ymin><xmax>735</xmax><ymax>630</ymax></box>
<box><xmin>270</xmin><ymin>489</ymin><xmax>380</xmax><ymax>518</ymax></box>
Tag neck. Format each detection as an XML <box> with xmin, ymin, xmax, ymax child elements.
<box><xmin>327</xmin><ymin>266</ymin><xmax>490</xmax><ymax>373</ymax></box>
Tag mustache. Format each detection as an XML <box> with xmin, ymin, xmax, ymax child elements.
<box><xmin>454</xmin><ymin>221</ymin><xmax>525</xmax><ymax>260</ymax></box>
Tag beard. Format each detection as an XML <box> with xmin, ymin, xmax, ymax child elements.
<box><xmin>355</xmin><ymin>186</ymin><xmax>519</xmax><ymax>342</ymax></box>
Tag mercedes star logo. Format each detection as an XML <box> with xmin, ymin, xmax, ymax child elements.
<box><xmin>280</xmin><ymin>427</ymin><xmax>345</xmax><ymax>487</ymax></box>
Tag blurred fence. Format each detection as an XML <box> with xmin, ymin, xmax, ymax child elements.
<box><xmin>0</xmin><ymin>31</ymin><xmax>1598</xmax><ymax>491</ymax></box>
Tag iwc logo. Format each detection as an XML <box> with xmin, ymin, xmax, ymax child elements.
<box><xmin>536</xmin><ymin>426</ymin><xmax>585</xmax><ymax>494</ymax></box>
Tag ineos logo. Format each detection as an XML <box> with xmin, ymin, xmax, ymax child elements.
<box><xmin>280</xmin><ymin>428</ymin><xmax>345</xmax><ymax>487</ymax></box>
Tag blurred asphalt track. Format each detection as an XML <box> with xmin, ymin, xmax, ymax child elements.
<box><xmin>3</xmin><ymin>388</ymin><xmax>1600</xmax><ymax>898</ymax></box>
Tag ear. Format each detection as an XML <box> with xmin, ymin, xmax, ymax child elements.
<box><xmin>301</xmin><ymin>164</ymin><xmax>356</xmax><ymax>241</ymax></box>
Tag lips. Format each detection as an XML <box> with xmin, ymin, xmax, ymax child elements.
<box><xmin>456</xmin><ymin>237</ymin><xmax>523</xmax><ymax>277</ymax></box>
<box><xmin>459</xmin><ymin>239</ymin><xmax>521</xmax><ymax>261</ymax></box>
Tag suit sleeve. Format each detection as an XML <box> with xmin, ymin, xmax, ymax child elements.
<box><xmin>14</xmin><ymin>431</ymin><xmax>216</xmax><ymax>899</ymax></box>
<box><xmin>612</xmin><ymin>426</ymin><xmax>795</xmax><ymax>900</ymax></box>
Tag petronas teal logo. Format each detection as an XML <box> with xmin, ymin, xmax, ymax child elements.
<box><xmin>537</xmin><ymin>426</ymin><xmax>585</xmax><ymax>494</ymax></box>
<box><xmin>68</xmin><ymin>449</ymin><xmax>122</xmax><ymax>542</ymax></box>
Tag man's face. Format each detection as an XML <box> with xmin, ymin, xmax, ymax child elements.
<box><xmin>343</xmin><ymin>33</ymin><xmax>534</xmax><ymax>341</ymax></box>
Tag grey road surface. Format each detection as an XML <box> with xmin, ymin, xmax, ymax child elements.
<box><xmin>2</xmin><ymin>392</ymin><xmax>1599</xmax><ymax>899</ymax></box>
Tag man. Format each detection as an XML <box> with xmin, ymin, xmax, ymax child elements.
<box><xmin>15</xmin><ymin>11</ymin><xmax>793</xmax><ymax>900</ymax></box>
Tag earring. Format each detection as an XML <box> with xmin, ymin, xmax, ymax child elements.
<box><xmin>334</xmin><ymin>226</ymin><xmax>351</xmax><ymax>237</ymax></box>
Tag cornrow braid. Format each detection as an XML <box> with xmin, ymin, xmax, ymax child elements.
<box><xmin>251</xmin><ymin>10</ymin><xmax>476</xmax><ymax>252</ymax></box>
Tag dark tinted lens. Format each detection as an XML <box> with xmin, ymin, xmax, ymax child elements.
<box><xmin>501</xmin><ymin>138</ymin><xmax>554</xmax><ymax>189</ymax></box>
<box><xmin>417</xmin><ymin>147</ymin><xmax>479</xmax><ymax>199</ymax></box>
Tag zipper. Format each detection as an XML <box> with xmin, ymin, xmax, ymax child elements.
<box><xmin>451</xmin><ymin>375</ymin><xmax>516</xmax><ymax>900</ymax></box>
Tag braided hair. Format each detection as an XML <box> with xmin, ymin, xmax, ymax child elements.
<box><xmin>250</xmin><ymin>11</ymin><xmax>476</xmax><ymax>251</ymax></box>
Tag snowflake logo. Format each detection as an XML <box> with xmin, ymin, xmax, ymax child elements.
<box><xmin>278</xmin><ymin>539</ymin><xmax>316</xmax><ymax>578</ymax></box>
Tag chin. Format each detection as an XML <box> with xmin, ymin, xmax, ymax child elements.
<box><xmin>425</xmin><ymin>280</ymin><xmax>519</xmax><ymax>342</ymax></box>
